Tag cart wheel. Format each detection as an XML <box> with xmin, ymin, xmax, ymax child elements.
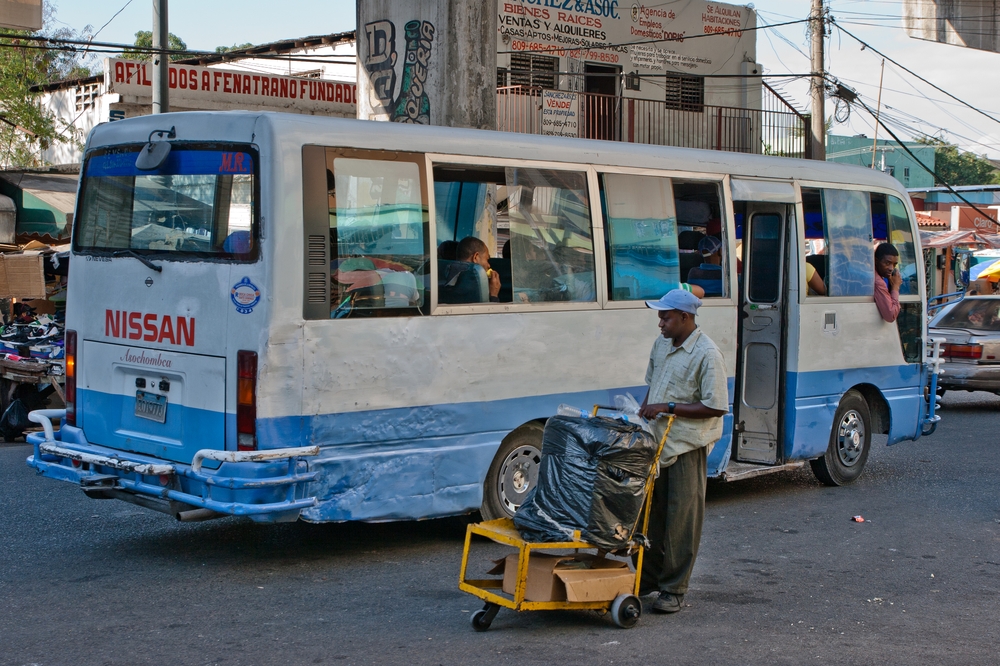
<box><xmin>471</xmin><ymin>603</ymin><xmax>500</xmax><ymax>632</ymax></box>
<box><xmin>611</xmin><ymin>594</ymin><xmax>641</xmax><ymax>628</ymax></box>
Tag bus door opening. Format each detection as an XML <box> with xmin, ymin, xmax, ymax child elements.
<box><xmin>734</xmin><ymin>203</ymin><xmax>790</xmax><ymax>465</ymax></box>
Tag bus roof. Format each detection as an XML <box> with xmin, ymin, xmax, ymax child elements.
<box><xmin>87</xmin><ymin>111</ymin><xmax>906</xmax><ymax>195</ymax></box>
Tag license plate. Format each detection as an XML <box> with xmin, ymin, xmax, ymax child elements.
<box><xmin>135</xmin><ymin>390</ymin><xmax>167</xmax><ymax>423</ymax></box>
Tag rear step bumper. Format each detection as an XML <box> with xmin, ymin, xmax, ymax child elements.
<box><xmin>25</xmin><ymin>409</ymin><xmax>320</xmax><ymax>523</ymax></box>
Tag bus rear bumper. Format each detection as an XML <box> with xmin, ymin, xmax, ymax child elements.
<box><xmin>25</xmin><ymin>410</ymin><xmax>320</xmax><ymax>523</ymax></box>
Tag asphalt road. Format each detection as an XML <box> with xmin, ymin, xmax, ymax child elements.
<box><xmin>2</xmin><ymin>392</ymin><xmax>998</xmax><ymax>666</ymax></box>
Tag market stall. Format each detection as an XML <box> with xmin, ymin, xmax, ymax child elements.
<box><xmin>920</xmin><ymin>230</ymin><xmax>1000</xmax><ymax>297</ymax></box>
<box><xmin>0</xmin><ymin>241</ymin><xmax>68</xmax><ymax>440</ymax></box>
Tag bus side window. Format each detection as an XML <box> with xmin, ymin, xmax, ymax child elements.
<box><xmin>433</xmin><ymin>163</ymin><xmax>595</xmax><ymax>305</ymax></box>
<box><xmin>507</xmin><ymin>168</ymin><xmax>595</xmax><ymax>303</ymax></box>
<box><xmin>433</xmin><ymin>165</ymin><xmax>506</xmax><ymax>304</ymax></box>
<box><xmin>599</xmin><ymin>173</ymin><xmax>680</xmax><ymax>301</ymax></box>
<box><xmin>803</xmin><ymin>187</ymin><xmax>876</xmax><ymax>298</ymax></box>
<box><xmin>674</xmin><ymin>180</ymin><xmax>726</xmax><ymax>297</ymax></box>
<box><xmin>823</xmin><ymin>188</ymin><xmax>875</xmax><ymax>297</ymax></box>
<box><xmin>327</xmin><ymin>153</ymin><xmax>429</xmax><ymax>318</ymax></box>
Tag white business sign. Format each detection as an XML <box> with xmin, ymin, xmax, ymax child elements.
<box><xmin>541</xmin><ymin>90</ymin><xmax>579</xmax><ymax>137</ymax></box>
<box><xmin>105</xmin><ymin>58</ymin><xmax>357</xmax><ymax>115</ymax></box>
<box><xmin>498</xmin><ymin>0</ymin><xmax>755</xmax><ymax>75</ymax></box>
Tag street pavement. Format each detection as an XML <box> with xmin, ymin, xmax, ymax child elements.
<box><xmin>1</xmin><ymin>391</ymin><xmax>998</xmax><ymax>666</ymax></box>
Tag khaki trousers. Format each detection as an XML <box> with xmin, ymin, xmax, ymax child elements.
<box><xmin>638</xmin><ymin>445</ymin><xmax>708</xmax><ymax>595</ymax></box>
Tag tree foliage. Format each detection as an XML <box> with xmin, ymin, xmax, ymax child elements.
<box><xmin>0</xmin><ymin>3</ymin><xmax>95</xmax><ymax>167</ymax></box>
<box><xmin>215</xmin><ymin>43</ymin><xmax>254</xmax><ymax>54</ymax></box>
<box><xmin>122</xmin><ymin>30</ymin><xmax>188</xmax><ymax>61</ymax></box>
<box><xmin>915</xmin><ymin>136</ymin><xmax>1000</xmax><ymax>186</ymax></box>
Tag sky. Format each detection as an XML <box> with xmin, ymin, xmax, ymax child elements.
<box><xmin>46</xmin><ymin>0</ymin><xmax>1000</xmax><ymax>158</ymax></box>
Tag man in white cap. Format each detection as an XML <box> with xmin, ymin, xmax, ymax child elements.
<box><xmin>638</xmin><ymin>288</ymin><xmax>728</xmax><ymax>614</ymax></box>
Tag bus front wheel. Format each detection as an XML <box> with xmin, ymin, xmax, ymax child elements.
<box><xmin>810</xmin><ymin>391</ymin><xmax>871</xmax><ymax>487</ymax></box>
<box><xmin>481</xmin><ymin>423</ymin><xmax>543</xmax><ymax>521</ymax></box>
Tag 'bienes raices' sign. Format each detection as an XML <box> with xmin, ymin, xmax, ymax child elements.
<box><xmin>105</xmin><ymin>58</ymin><xmax>357</xmax><ymax>116</ymax></box>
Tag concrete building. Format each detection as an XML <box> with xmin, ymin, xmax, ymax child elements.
<box><xmin>31</xmin><ymin>31</ymin><xmax>357</xmax><ymax>166</ymax></box>
<box><xmin>826</xmin><ymin>134</ymin><xmax>936</xmax><ymax>189</ymax></box>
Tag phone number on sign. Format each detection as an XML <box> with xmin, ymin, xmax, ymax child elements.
<box><xmin>703</xmin><ymin>25</ymin><xmax>742</xmax><ymax>36</ymax></box>
<box><xmin>510</xmin><ymin>40</ymin><xmax>619</xmax><ymax>63</ymax></box>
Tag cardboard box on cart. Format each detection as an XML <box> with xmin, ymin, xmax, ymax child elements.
<box><xmin>489</xmin><ymin>552</ymin><xmax>635</xmax><ymax>603</ymax></box>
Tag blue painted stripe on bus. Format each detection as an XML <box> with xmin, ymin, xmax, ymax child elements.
<box><xmin>79</xmin><ymin>388</ymin><xmax>225</xmax><ymax>464</ymax></box>
<box><xmin>784</xmin><ymin>364</ymin><xmax>924</xmax><ymax>460</ymax></box>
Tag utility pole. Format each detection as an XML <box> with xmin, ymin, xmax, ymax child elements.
<box><xmin>152</xmin><ymin>0</ymin><xmax>169</xmax><ymax>114</ymax></box>
<box><xmin>809</xmin><ymin>0</ymin><xmax>826</xmax><ymax>160</ymax></box>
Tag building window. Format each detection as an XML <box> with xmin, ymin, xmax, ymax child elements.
<box><xmin>664</xmin><ymin>75</ymin><xmax>704</xmax><ymax>112</ymax></box>
<box><xmin>75</xmin><ymin>83</ymin><xmax>99</xmax><ymax>113</ymax></box>
<box><xmin>292</xmin><ymin>69</ymin><xmax>324</xmax><ymax>79</ymax></box>
<box><xmin>497</xmin><ymin>67</ymin><xmax>507</xmax><ymax>88</ymax></box>
<box><xmin>508</xmin><ymin>53</ymin><xmax>558</xmax><ymax>91</ymax></box>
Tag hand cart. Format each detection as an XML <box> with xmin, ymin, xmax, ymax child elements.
<box><xmin>458</xmin><ymin>408</ymin><xmax>674</xmax><ymax>631</ymax></box>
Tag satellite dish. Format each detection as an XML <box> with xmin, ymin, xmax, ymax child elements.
<box><xmin>135</xmin><ymin>126</ymin><xmax>176</xmax><ymax>170</ymax></box>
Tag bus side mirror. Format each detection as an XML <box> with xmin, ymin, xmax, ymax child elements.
<box><xmin>135</xmin><ymin>126</ymin><xmax>176</xmax><ymax>171</ymax></box>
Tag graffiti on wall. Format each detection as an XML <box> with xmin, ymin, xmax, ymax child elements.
<box><xmin>363</xmin><ymin>19</ymin><xmax>435</xmax><ymax>124</ymax></box>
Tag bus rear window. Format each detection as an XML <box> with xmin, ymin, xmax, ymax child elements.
<box><xmin>75</xmin><ymin>145</ymin><xmax>258</xmax><ymax>259</ymax></box>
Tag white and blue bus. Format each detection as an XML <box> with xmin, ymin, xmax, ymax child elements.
<box><xmin>27</xmin><ymin>112</ymin><xmax>940</xmax><ymax>523</ymax></box>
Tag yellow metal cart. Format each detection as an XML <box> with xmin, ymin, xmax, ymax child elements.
<box><xmin>459</xmin><ymin>410</ymin><xmax>674</xmax><ymax>631</ymax></box>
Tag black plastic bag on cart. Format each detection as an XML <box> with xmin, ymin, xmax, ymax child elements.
<box><xmin>513</xmin><ymin>415</ymin><xmax>659</xmax><ymax>552</ymax></box>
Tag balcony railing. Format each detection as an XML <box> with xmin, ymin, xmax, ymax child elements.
<box><xmin>496</xmin><ymin>81</ymin><xmax>809</xmax><ymax>159</ymax></box>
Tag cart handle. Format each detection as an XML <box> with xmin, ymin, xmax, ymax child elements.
<box><xmin>630</xmin><ymin>414</ymin><xmax>676</xmax><ymax>545</ymax></box>
<box><xmin>590</xmin><ymin>405</ymin><xmax>620</xmax><ymax>417</ymax></box>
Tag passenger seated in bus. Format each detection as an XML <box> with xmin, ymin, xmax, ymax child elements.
<box><xmin>804</xmin><ymin>260</ymin><xmax>827</xmax><ymax>295</ymax></box>
<box><xmin>437</xmin><ymin>240</ymin><xmax>458</xmax><ymax>260</ymax></box>
<box><xmin>438</xmin><ymin>237</ymin><xmax>500</xmax><ymax>304</ymax></box>
<box><xmin>686</xmin><ymin>236</ymin><xmax>724</xmax><ymax>297</ymax></box>
<box><xmin>458</xmin><ymin>237</ymin><xmax>501</xmax><ymax>301</ymax></box>
<box><xmin>677</xmin><ymin>230</ymin><xmax>704</xmax><ymax>283</ymax></box>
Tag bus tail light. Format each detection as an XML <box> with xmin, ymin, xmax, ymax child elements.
<box><xmin>943</xmin><ymin>343</ymin><xmax>983</xmax><ymax>359</ymax></box>
<box><xmin>236</xmin><ymin>350</ymin><xmax>257</xmax><ymax>451</ymax></box>
<box><xmin>64</xmin><ymin>330</ymin><xmax>77</xmax><ymax>426</ymax></box>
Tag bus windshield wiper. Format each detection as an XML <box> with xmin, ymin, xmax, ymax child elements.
<box><xmin>112</xmin><ymin>249</ymin><xmax>163</xmax><ymax>272</ymax></box>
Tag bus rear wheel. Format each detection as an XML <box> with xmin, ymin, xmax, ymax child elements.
<box><xmin>810</xmin><ymin>391</ymin><xmax>871</xmax><ymax>486</ymax></box>
<box><xmin>481</xmin><ymin>423</ymin><xmax>543</xmax><ymax>521</ymax></box>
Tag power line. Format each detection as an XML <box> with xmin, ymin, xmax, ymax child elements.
<box><xmin>0</xmin><ymin>31</ymin><xmax>356</xmax><ymax>64</ymax></box>
<box><xmin>855</xmin><ymin>96</ymin><xmax>998</xmax><ymax>225</ymax></box>
<box><xmin>833</xmin><ymin>22</ymin><xmax>1000</xmax><ymax>127</ymax></box>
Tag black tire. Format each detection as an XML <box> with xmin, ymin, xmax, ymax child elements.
<box><xmin>471</xmin><ymin>603</ymin><xmax>499</xmax><ymax>632</ymax></box>
<box><xmin>810</xmin><ymin>390</ymin><xmax>871</xmax><ymax>486</ymax></box>
<box><xmin>611</xmin><ymin>594</ymin><xmax>641</xmax><ymax>628</ymax></box>
<box><xmin>470</xmin><ymin>609</ymin><xmax>491</xmax><ymax>631</ymax></box>
<box><xmin>481</xmin><ymin>423</ymin><xmax>543</xmax><ymax>521</ymax></box>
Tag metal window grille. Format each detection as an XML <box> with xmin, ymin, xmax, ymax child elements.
<box><xmin>509</xmin><ymin>53</ymin><xmax>558</xmax><ymax>91</ymax></box>
<box><xmin>664</xmin><ymin>75</ymin><xmax>704</xmax><ymax>112</ymax></box>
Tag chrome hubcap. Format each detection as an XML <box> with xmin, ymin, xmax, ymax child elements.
<box><xmin>498</xmin><ymin>445</ymin><xmax>541</xmax><ymax>514</ymax></box>
<box><xmin>836</xmin><ymin>410</ymin><xmax>865</xmax><ymax>467</ymax></box>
